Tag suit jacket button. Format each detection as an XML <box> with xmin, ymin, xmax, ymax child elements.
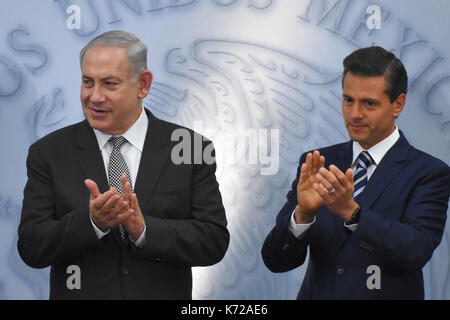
<box><xmin>359</xmin><ymin>241</ymin><xmax>374</xmax><ymax>252</ymax></box>
<box><xmin>337</xmin><ymin>267</ymin><xmax>345</xmax><ymax>275</ymax></box>
<box><xmin>121</xmin><ymin>268</ymin><xmax>129</xmax><ymax>275</ymax></box>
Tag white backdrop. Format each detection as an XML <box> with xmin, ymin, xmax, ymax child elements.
<box><xmin>0</xmin><ymin>0</ymin><xmax>449</xmax><ymax>299</ymax></box>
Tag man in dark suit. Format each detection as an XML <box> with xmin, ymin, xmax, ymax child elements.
<box><xmin>18</xmin><ymin>30</ymin><xmax>229</xmax><ymax>299</ymax></box>
<box><xmin>261</xmin><ymin>46</ymin><xmax>450</xmax><ymax>299</ymax></box>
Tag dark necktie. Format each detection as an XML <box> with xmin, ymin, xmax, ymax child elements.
<box><xmin>108</xmin><ymin>136</ymin><xmax>133</xmax><ymax>241</ymax></box>
<box><xmin>353</xmin><ymin>151</ymin><xmax>374</xmax><ymax>198</ymax></box>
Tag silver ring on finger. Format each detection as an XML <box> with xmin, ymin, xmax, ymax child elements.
<box><xmin>328</xmin><ymin>188</ymin><xmax>336</xmax><ymax>194</ymax></box>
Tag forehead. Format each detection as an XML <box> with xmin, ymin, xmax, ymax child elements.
<box><xmin>343</xmin><ymin>73</ymin><xmax>388</xmax><ymax>98</ymax></box>
<box><xmin>82</xmin><ymin>45</ymin><xmax>131</xmax><ymax>77</ymax></box>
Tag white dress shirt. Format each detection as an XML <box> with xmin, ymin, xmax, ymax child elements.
<box><xmin>90</xmin><ymin>108</ymin><xmax>148</xmax><ymax>247</ymax></box>
<box><xmin>289</xmin><ymin>127</ymin><xmax>400</xmax><ymax>237</ymax></box>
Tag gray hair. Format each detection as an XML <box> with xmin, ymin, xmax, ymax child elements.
<box><xmin>79</xmin><ymin>30</ymin><xmax>148</xmax><ymax>82</ymax></box>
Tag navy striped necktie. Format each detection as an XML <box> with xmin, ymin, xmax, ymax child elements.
<box><xmin>353</xmin><ymin>151</ymin><xmax>374</xmax><ymax>198</ymax></box>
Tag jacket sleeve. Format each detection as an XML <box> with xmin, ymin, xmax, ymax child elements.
<box><xmin>17</xmin><ymin>143</ymin><xmax>101</xmax><ymax>269</ymax></box>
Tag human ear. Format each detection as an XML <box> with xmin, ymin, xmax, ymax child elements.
<box><xmin>393</xmin><ymin>93</ymin><xmax>406</xmax><ymax>118</ymax></box>
<box><xmin>137</xmin><ymin>70</ymin><xmax>153</xmax><ymax>99</ymax></box>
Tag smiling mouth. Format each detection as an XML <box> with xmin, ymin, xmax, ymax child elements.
<box><xmin>88</xmin><ymin>107</ymin><xmax>111</xmax><ymax>119</ymax></box>
<box><xmin>90</xmin><ymin>106</ymin><xmax>110</xmax><ymax>113</ymax></box>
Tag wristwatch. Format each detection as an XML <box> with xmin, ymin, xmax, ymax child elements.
<box><xmin>346</xmin><ymin>205</ymin><xmax>361</xmax><ymax>225</ymax></box>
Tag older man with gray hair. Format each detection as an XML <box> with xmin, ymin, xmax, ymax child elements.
<box><xmin>18</xmin><ymin>30</ymin><xmax>229</xmax><ymax>299</ymax></box>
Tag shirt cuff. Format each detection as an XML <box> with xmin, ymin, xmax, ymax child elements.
<box><xmin>289</xmin><ymin>209</ymin><xmax>316</xmax><ymax>238</ymax></box>
<box><xmin>129</xmin><ymin>224</ymin><xmax>146</xmax><ymax>248</ymax></box>
<box><xmin>90</xmin><ymin>216</ymin><xmax>110</xmax><ymax>239</ymax></box>
<box><xmin>344</xmin><ymin>222</ymin><xmax>358</xmax><ymax>232</ymax></box>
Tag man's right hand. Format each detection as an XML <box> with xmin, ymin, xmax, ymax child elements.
<box><xmin>84</xmin><ymin>179</ymin><xmax>134</xmax><ymax>232</ymax></box>
<box><xmin>295</xmin><ymin>150</ymin><xmax>326</xmax><ymax>224</ymax></box>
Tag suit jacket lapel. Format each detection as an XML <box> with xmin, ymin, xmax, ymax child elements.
<box><xmin>332</xmin><ymin>141</ymin><xmax>354</xmax><ymax>248</ymax></box>
<box><xmin>74</xmin><ymin>111</ymin><xmax>172</xmax><ymax>245</ymax></box>
<box><xmin>356</xmin><ymin>131</ymin><xmax>411</xmax><ymax>209</ymax></box>
<box><xmin>331</xmin><ymin>133</ymin><xmax>411</xmax><ymax>250</ymax></box>
<box><xmin>75</xmin><ymin>120</ymin><xmax>109</xmax><ymax>193</ymax></box>
<box><xmin>336</xmin><ymin>141</ymin><xmax>354</xmax><ymax>171</ymax></box>
<box><xmin>133</xmin><ymin>109</ymin><xmax>172</xmax><ymax>212</ymax></box>
<box><xmin>75</xmin><ymin>120</ymin><xmax>123</xmax><ymax>245</ymax></box>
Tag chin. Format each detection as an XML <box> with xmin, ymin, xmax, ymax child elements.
<box><xmin>86</xmin><ymin>118</ymin><xmax>111</xmax><ymax>133</ymax></box>
<box><xmin>353</xmin><ymin>138</ymin><xmax>373</xmax><ymax>149</ymax></box>
<box><xmin>349</xmin><ymin>133</ymin><xmax>369</xmax><ymax>146</ymax></box>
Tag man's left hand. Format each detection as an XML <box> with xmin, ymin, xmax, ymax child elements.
<box><xmin>313</xmin><ymin>165</ymin><xmax>359</xmax><ymax>222</ymax></box>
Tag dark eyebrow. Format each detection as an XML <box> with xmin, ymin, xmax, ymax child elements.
<box><xmin>81</xmin><ymin>75</ymin><xmax>121</xmax><ymax>82</ymax></box>
<box><xmin>102</xmin><ymin>76</ymin><xmax>121</xmax><ymax>82</ymax></box>
<box><xmin>361</xmin><ymin>98</ymin><xmax>378</xmax><ymax>103</ymax></box>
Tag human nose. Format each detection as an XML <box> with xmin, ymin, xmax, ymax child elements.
<box><xmin>89</xmin><ymin>85</ymin><xmax>106</xmax><ymax>104</ymax></box>
<box><xmin>349</xmin><ymin>103</ymin><xmax>364</xmax><ymax>120</ymax></box>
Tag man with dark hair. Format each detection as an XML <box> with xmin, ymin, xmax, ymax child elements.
<box><xmin>261</xmin><ymin>46</ymin><xmax>450</xmax><ymax>299</ymax></box>
<box><xmin>342</xmin><ymin>46</ymin><xmax>408</xmax><ymax>103</ymax></box>
<box><xmin>18</xmin><ymin>31</ymin><xmax>229</xmax><ymax>299</ymax></box>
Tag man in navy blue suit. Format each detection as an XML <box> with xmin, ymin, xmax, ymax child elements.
<box><xmin>261</xmin><ymin>46</ymin><xmax>450</xmax><ymax>299</ymax></box>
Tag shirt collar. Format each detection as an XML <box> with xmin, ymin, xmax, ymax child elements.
<box><xmin>93</xmin><ymin>107</ymin><xmax>148</xmax><ymax>152</ymax></box>
<box><xmin>352</xmin><ymin>126</ymin><xmax>400</xmax><ymax>166</ymax></box>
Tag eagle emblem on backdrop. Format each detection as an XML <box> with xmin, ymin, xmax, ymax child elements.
<box><xmin>144</xmin><ymin>39</ymin><xmax>345</xmax><ymax>298</ymax></box>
